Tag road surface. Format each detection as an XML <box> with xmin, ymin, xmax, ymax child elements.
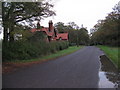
<box><xmin>3</xmin><ymin>46</ymin><xmax>104</xmax><ymax>88</ymax></box>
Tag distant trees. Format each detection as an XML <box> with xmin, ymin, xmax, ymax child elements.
<box><xmin>54</xmin><ymin>22</ymin><xmax>90</xmax><ymax>46</ymax></box>
<box><xmin>2</xmin><ymin>1</ymin><xmax>56</xmax><ymax>42</ymax></box>
<box><xmin>54</xmin><ymin>22</ymin><xmax>66</xmax><ymax>33</ymax></box>
<box><xmin>91</xmin><ymin>2</ymin><xmax>120</xmax><ymax>46</ymax></box>
<box><xmin>77</xmin><ymin>28</ymin><xmax>90</xmax><ymax>45</ymax></box>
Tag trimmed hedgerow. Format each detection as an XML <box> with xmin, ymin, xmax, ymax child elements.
<box><xmin>2</xmin><ymin>40</ymin><xmax>69</xmax><ymax>62</ymax></box>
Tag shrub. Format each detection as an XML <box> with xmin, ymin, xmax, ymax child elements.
<box><xmin>2</xmin><ymin>41</ymin><xmax>69</xmax><ymax>62</ymax></box>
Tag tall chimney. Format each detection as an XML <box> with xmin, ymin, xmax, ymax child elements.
<box><xmin>37</xmin><ymin>21</ymin><xmax>41</xmax><ymax>29</ymax></box>
<box><xmin>49</xmin><ymin>20</ymin><xmax>53</xmax><ymax>32</ymax></box>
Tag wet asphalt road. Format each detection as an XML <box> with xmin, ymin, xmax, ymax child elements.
<box><xmin>3</xmin><ymin>46</ymin><xmax>104</xmax><ymax>88</ymax></box>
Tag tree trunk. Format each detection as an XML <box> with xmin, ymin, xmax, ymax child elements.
<box><xmin>3</xmin><ymin>27</ymin><xmax>8</xmax><ymax>42</ymax></box>
<box><xmin>9</xmin><ymin>24</ymin><xmax>14</xmax><ymax>42</ymax></box>
<box><xmin>9</xmin><ymin>33</ymin><xmax>14</xmax><ymax>42</ymax></box>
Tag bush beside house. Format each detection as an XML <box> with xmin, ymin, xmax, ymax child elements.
<box><xmin>2</xmin><ymin>41</ymin><xmax>69</xmax><ymax>62</ymax></box>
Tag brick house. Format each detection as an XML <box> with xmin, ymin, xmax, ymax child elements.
<box><xmin>31</xmin><ymin>20</ymin><xmax>68</xmax><ymax>42</ymax></box>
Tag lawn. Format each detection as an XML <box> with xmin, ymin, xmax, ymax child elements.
<box><xmin>7</xmin><ymin>46</ymin><xmax>84</xmax><ymax>63</ymax></box>
<box><xmin>98</xmin><ymin>45</ymin><xmax>119</xmax><ymax>68</ymax></box>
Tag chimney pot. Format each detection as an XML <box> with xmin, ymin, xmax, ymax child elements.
<box><xmin>49</xmin><ymin>20</ymin><xmax>53</xmax><ymax>32</ymax></box>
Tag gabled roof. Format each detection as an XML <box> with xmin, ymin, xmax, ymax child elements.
<box><xmin>31</xmin><ymin>28</ymin><xmax>54</xmax><ymax>36</ymax></box>
<box><xmin>31</xmin><ymin>28</ymin><xmax>37</xmax><ymax>33</ymax></box>
<box><xmin>31</xmin><ymin>28</ymin><xmax>68</xmax><ymax>40</ymax></box>
<box><xmin>57</xmin><ymin>33</ymin><xmax>68</xmax><ymax>40</ymax></box>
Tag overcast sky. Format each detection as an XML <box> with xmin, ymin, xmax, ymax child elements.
<box><xmin>0</xmin><ymin>0</ymin><xmax>119</xmax><ymax>39</ymax></box>
<box><xmin>41</xmin><ymin>0</ymin><xmax>119</xmax><ymax>31</ymax></box>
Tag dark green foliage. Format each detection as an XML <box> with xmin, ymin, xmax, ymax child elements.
<box><xmin>54</xmin><ymin>21</ymin><xmax>90</xmax><ymax>46</ymax></box>
<box><xmin>77</xmin><ymin>28</ymin><xmax>90</xmax><ymax>45</ymax></box>
<box><xmin>90</xmin><ymin>3</ymin><xmax>119</xmax><ymax>46</ymax></box>
<box><xmin>2</xmin><ymin>41</ymin><xmax>69</xmax><ymax>62</ymax></box>
<box><xmin>68</xmin><ymin>28</ymin><xmax>90</xmax><ymax>46</ymax></box>
<box><xmin>28</xmin><ymin>31</ymin><xmax>46</xmax><ymax>42</ymax></box>
<box><xmin>54</xmin><ymin>22</ymin><xmax>66</xmax><ymax>33</ymax></box>
<box><xmin>2</xmin><ymin>29</ymin><xmax>69</xmax><ymax>62</ymax></box>
<box><xmin>2</xmin><ymin>2</ymin><xmax>55</xmax><ymax>42</ymax></box>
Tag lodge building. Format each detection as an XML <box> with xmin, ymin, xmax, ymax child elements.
<box><xmin>31</xmin><ymin>20</ymin><xmax>68</xmax><ymax>42</ymax></box>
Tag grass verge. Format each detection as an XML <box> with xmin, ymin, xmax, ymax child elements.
<box><xmin>98</xmin><ymin>45</ymin><xmax>119</xmax><ymax>68</ymax></box>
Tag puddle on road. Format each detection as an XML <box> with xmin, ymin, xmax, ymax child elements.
<box><xmin>99</xmin><ymin>55</ymin><xmax>119</xmax><ymax>88</ymax></box>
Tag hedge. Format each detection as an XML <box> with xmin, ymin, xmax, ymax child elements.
<box><xmin>2</xmin><ymin>41</ymin><xmax>69</xmax><ymax>62</ymax></box>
